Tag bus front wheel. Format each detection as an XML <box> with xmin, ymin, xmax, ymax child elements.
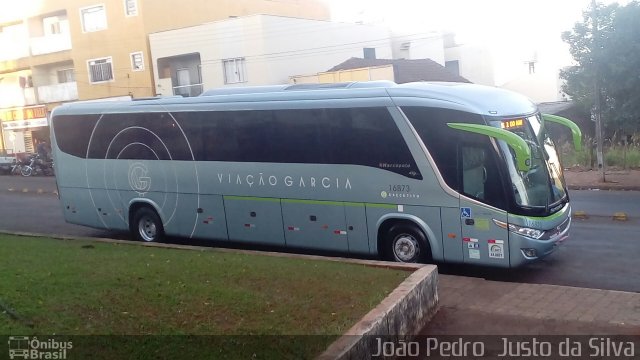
<box><xmin>131</xmin><ymin>207</ymin><xmax>165</xmax><ymax>242</ymax></box>
<box><xmin>384</xmin><ymin>223</ymin><xmax>431</xmax><ymax>263</ymax></box>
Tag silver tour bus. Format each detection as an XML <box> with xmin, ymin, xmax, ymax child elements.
<box><xmin>50</xmin><ymin>81</ymin><xmax>581</xmax><ymax>267</ymax></box>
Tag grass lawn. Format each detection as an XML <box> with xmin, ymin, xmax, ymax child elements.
<box><xmin>0</xmin><ymin>235</ymin><xmax>409</xmax><ymax>358</ymax></box>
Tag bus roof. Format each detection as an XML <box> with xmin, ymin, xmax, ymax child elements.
<box><xmin>53</xmin><ymin>81</ymin><xmax>537</xmax><ymax>117</ymax></box>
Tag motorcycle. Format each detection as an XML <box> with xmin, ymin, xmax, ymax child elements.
<box><xmin>21</xmin><ymin>154</ymin><xmax>54</xmax><ymax>177</ymax></box>
<box><xmin>10</xmin><ymin>157</ymin><xmax>27</xmax><ymax>175</ymax></box>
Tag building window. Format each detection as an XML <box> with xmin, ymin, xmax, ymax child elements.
<box><xmin>363</xmin><ymin>47</ymin><xmax>376</xmax><ymax>60</ymax></box>
<box><xmin>130</xmin><ymin>52</ymin><xmax>144</xmax><ymax>71</ymax></box>
<box><xmin>222</xmin><ymin>58</ymin><xmax>247</xmax><ymax>84</ymax></box>
<box><xmin>124</xmin><ymin>0</ymin><xmax>138</xmax><ymax>16</ymax></box>
<box><xmin>19</xmin><ymin>76</ymin><xmax>33</xmax><ymax>88</ymax></box>
<box><xmin>528</xmin><ymin>61</ymin><xmax>536</xmax><ymax>74</ymax></box>
<box><xmin>80</xmin><ymin>5</ymin><xmax>107</xmax><ymax>32</ymax></box>
<box><xmin>57</xmin><ymin>69</ymin><xmax>75</xmax><ymax>83</ymax></box>
<box><xmin>445</xmin><ymin>60</ymin><xmax>460</xmax><ymax>76</ymax></box>
<box><xmin>87</xmin><ymin>57</ymin><xmax>114</xmax><ymax>83</ymax></box>
<box><xmin>43</xmin><ymin>16</ymin><xmax>63</xmax><ymax>35</ymax></box>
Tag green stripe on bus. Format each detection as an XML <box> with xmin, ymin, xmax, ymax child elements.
<box><xmin>365</xmin><ymin>203</ymin><xmax>397</xmax><ymax>209</ymax></box>
<box><xmin>282</xmin><ymin>199</ymin><xmax>367</xmax><ymax>207</ymax></box>
<box><xmin>223</xmin><ymin>196</ymin><xmax>397</xmax><ymax>209</ymax></box>
<box><xmin>225</xmin><ymin>196</ymin><xmax>280</xmax><ymax>202</ymax></box>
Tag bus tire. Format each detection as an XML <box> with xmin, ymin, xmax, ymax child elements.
<box><xmin>131</xmin><ymin>206</ymin><xmax>165</xmax><ymax>242</ymax></box>
<box><xmin>384</xmin><ymin>223</ymin><xmax>431</xmax><ymax>263</ymax></box>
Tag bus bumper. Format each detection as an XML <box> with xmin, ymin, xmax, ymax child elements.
<box><xmin>509</xmin><ymin>217</ymin><xmax>571</xmax><ymax>267</ymax></box>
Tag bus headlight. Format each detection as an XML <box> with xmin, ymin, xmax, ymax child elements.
<box><xmin>508</xmin><ymin>224</ymin><xmax>544</xmax><ymax>239</ymax></box>
<box><xmin>493</xmin><ymin>220</ymin><xmax>545</xmax><ymax>239</ymax></box>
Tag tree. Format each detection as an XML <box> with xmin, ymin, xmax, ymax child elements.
<box><xmin>561</xmin><ymin>1</ymin><xmax>640</xmax><ymax>138</ymax></box>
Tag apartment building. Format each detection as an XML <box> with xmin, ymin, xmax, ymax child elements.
<box><xmin>0</xmin><ymin>0</ymin><xmax>329</xmax><ymax>153</ymax></box>
<box><xmin>149</xmin><ymin>15</ymin><xmax>393</xmax><ymax>93</ymax></box>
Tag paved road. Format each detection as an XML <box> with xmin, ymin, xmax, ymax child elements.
<box><xmin>570</xmin><ymin>189</ymin><xmax>640</xmax><ymax>217</ymax></box>
<box><xmin>1</xmin><ymin>176</ymin><xmax>639</xmax><ymax>292</ymax></box>
<box><xmin>438</xmin><ymin>217</ymin><xmax>640</xmax><ymax>293</ymax></box>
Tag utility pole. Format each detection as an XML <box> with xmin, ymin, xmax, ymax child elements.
<box><xmin>592</xmin><ymin>0</ymin><xmax>606</xmax><ymax>182</ymax></box>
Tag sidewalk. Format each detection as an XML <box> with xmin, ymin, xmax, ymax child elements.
<box><xmin>422</xmin><ymin>275</ymin><xmax>640</xmax><ymax>335</ymax></box>
<box><xmin>565</xmin><ymin>169</ymin><xmax>640</xmax><ymax>191</ymax></box>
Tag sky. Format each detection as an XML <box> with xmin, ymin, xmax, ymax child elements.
<box><xmin>325</xmin><ymin>0</ymin><xmax>628</xmax><ymax>84</ymax></box>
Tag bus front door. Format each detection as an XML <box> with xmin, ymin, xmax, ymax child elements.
<box><xmin>459</xmin><ymin>143</ymin><xmax>510</xmax><ymax>267</ymax></box>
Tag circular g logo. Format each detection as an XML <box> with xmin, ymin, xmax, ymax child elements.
<box><xmin>129</xmin><ymin>162</ymin><xmax>151</xmax><ymax>195</ymax></box>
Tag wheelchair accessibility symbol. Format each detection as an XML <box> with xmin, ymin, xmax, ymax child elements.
<box><xmin>460</xmin><ymin>207</ymin><xmax>472</xmax><ymax>218</ymax></box>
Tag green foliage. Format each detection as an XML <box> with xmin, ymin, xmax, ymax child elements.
<box><xmin>0</xmin><ymin>236</ymin><xmax>409</xmax><ymax>358</ymax></box>
<box><xmin>604</xmin><ymin>145</ymin><xmax>640</xmax><ymax>168</ymax></box>
<box><xmin>561</xmin><ymin>1</ymin><xmax>640</xmax><ymax>136</ymax></box>
<box><xmin>560</xmin><ymin>139</ymin><xmax>640</xmax><ymax>169</ymax></box>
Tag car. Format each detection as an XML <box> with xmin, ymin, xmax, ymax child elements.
<box><xmin>0</xmin><ymin>150</ymin><xmax>15</xmax><ymax>174</ymax></box>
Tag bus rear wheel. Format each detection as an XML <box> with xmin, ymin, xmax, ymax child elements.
<box><xmin>385</xmin><ymin>223</ymin><xmax>431</xmax><ymax>263</ymax></box>
<box><xmin>131</xmin><ymin>207</ymin><xmax>165</xmax><ymax>242</ymax></box>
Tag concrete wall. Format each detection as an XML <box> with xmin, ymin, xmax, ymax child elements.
<box><xmin>500</xmin><ymin>59</ymin><xmax>566</xmax><ymax>103</ymax></box>
<box><xmin>290</xmin><ymin>65</ymin><xmax>395</xmax><ymax>84</ymax></box>
<box><xmin>392</xmin><ymin>33</ymin><xmax>445</xmax><ymax>65</ymax></box>
<box><xmin>319</xmin><ymin>265</ymin><xmax>439</xmax><ymax>360</ymax></box>
<box><xmin>445</xmin><ymin>45</ymin><xmax>495</xmax><ymax>86</ymax></box>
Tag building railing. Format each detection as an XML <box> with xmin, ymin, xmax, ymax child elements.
<box><xmin>30</xmin><ymin>33</ymin><xmax>72</xmax><ymax>56</ymax></box>
<box><xmin>0</xmin><ymin>34</ymin><xmax>30</xmax><ymax>61</ymax></box>
<box><xmin>173</xmin><ymin>84</ymin><xmax>203</xmax><ymax>97</ymax></box>
<box><xmin>37</xmin><ymin>82</ymin><xmax>78</xmax><ymax>103</ymax></box>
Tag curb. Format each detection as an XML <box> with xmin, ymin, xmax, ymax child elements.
<box><xmin>318</xmin><ymin>265</ymin><xmax>438</xmax><ymax>360</ymax></box>
<box><xmin>4</xmin><ymin>187</ymin><xmax>58</xmax><ymax>196</ymax></box>
<box><xmin>568</xmin><ymin>185</ymin><xmax>640</xmax><ymax>191</ymax></box>
<box><xmin>572</xmin><ymin>211</ymin><xmax>631</xmax><ymax>221</ymax></box>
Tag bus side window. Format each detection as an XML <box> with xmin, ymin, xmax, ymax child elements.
<box><xmin>460</xmin><ymin>143</ymin><xmax>506</xmax><ymax>210</ymax></box>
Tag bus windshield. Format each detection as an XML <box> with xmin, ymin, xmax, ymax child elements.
<box><xmin>496</xmin><ymin>114</ymin><xmax>567</xmax><ymax>210</ymax></box>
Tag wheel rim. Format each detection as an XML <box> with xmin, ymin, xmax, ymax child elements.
<box><xmin>393</xmin><ymin>233</ymin><xmax>420</xmax><ymax>262</ymax></box>
<box><xmin>138</xmin><ymin>215</ymin><xmax>157</xmax><ymax>242</ymax></box>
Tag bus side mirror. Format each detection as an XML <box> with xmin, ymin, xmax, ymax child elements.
<box><xmin>447</xmin><ymin>123</ymin><xmax>532</xmax><ymax>172</ymax></box>
<box><xmin>541</xmin><ymin>114</ymin><xmax>582</xmax><ymax>151</ymax></box>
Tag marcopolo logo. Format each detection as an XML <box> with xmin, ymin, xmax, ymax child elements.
<box><xmin>8</xmin><ymin>336</ymin><xmax>72</xmax><ymax>359</ymax></box>
<box><xmin>129</xmin><ymin>162</ymin><xmax>152</xmax><ymax>195</ymax></box>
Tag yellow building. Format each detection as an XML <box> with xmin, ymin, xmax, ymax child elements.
<box><xmin>0</xmin><ymin>0</ymin><xmax>329</xmax><ymax>153</ymax></box>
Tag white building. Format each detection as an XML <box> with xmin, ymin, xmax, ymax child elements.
<box><xmin>149</xmin><ymin>15</ymin><xmax>394</xmax><ymax>95</ymax></box>
<box><xmin>391</xmin><ymin>32</ymin><xmax>446</xmax><ymax>65</ymax></box>
<box><xmin>389</xmin><ymin>32</ymin><xmax>496</xmax><ymax>86</ymax></box>
<box><xmin>500</xmin><ymin>53</ymin><xmax>567</xmax><ymax>103</ymax></box>
<box><xmin>441</xmin><ymin>34</ymin><xmax>495</xmax><ymax>86</ymax></box>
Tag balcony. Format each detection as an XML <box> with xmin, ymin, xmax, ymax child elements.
<box><xmin>37</xmin><ymin>82</ymin><xmax>78</xmax><ymax>103</ymax></box>
<box><xmin>23</xmin><ymin>88</ymin><xmax>37</xmax><ymax>105</ymax></box>
<box><xmin>0</xmin><ymin>35</ymin><xmax>29</xmax><ymax>61</ymax></box>
<box><xmin>0</xmin><ymin>88</ymin><xmax>37</xmax><ymax>108</ymax></box>
<box><xmin>30</xmin><ymin>33</ymin><xmax>72</xmax><ymax>56</ymax></box>
<box><xmin>173</xmin><ymin>83</ymin><xmax>203</xmax><ymax>97</ymax></box>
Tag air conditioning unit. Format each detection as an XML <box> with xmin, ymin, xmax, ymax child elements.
<box><xmin>400</xmin><ymin>42</ymin><xmax>411</xmax><ymax>50</ymax></box>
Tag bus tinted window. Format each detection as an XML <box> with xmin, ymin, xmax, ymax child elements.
<box><xmin>402</xmin><ymin>107</ymin><xmax>484</xmax><ymax>190</ymax></box>
<box><xmin>178</xmin><ymin>108</ymin><xmax>421</xmax><ymax>178</ymax></box>
<box><xmin>54</xmin><ymin>108</ymin><xmax>421</xmax><ymax>178</ymax></box>
<box><xmin>52</xmin><ymin>114</ymin><xmax>100</xmax><ymax>158</ymax></box>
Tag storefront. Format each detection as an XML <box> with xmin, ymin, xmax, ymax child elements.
<box><xmin>0</xmin><ymin>105</ymin><xmax>50</xmax><ymax>155</ymax></box>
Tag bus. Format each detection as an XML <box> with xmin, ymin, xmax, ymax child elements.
<box><xmin>50</xmin><ymin>81</ymin><xmax>581</xmax><ymax>268</ymax></box>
